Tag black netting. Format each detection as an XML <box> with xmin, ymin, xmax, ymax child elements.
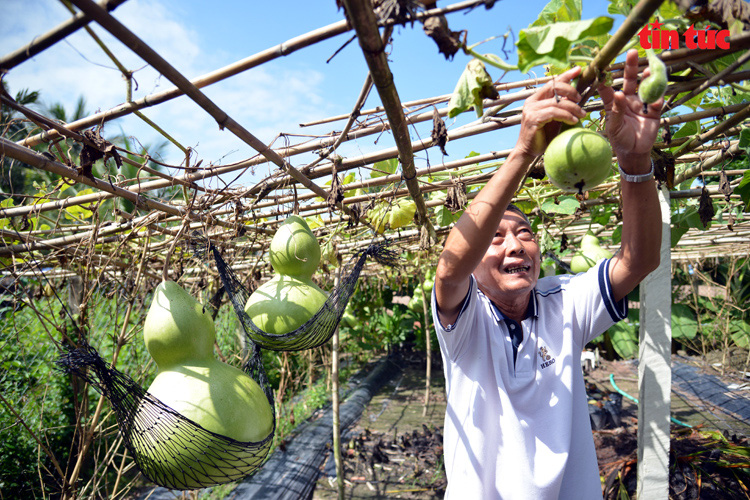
<box><xmin>55</xmin><ymin>240</ymin><xmax>398</xmax><ymax>490</ymax></box>
<box><xmin>214</xmin><ymin>242</ymin><xmax>399</xmax><ymax>351</ymax></box>
<box><xmin>57</xmin><ymin>340</ymin><xmax>275</xmax><ymax>490</ymax></box>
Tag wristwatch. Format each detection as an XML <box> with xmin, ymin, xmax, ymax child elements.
<box><xmin>619</xmin><ymin>158</ymin><xmax>655</xmax><ymax>183</ymax></box>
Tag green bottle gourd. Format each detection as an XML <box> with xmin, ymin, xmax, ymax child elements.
<box><xmin>137</xmin><ymin>281</ymin><xmax>273</xmax><ymax>487</ymax></box>
<box><xmin>638</xmin><ymin>49</ymin><xmax>667</xmax><ymax>105</ymax></box>
<box><xmin>569</xmin><ymin>232</ymin><xmax>613</xmax><ymax>274</ymax></box>
<box><xmin>245</xmin><ymin>215</ymin><xmax>327</xmax><ymax>334</ymax></box>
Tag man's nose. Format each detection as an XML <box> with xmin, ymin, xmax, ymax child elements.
<box><xmin>505</xmin><ymin>233</ymin><xmax>525</xmax><ymax>254</ymax></box>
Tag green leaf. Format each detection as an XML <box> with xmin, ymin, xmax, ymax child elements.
<box><xmin>608</xmin><ymin>321</ymin><xmax>638</xmax><ymax>359</ymax></box>
<box><xmin>611</xmin><ymin>225</ymin><xmax>622</xmax><ymax>245</ymax></box>
<box><xmin>371</xmin><ymin>158</ymin><xmax>399</xmax><ymax>178</ymax></box>
<box><xmin>730</xmin><ymin>320</ymin><xmax>750</xmax><ymax>349</ymax></box>
<box><xmin>672</xmin><ymin>120</ymin><xmax>699</xmax><ymax>140</ymax></box>
<box><xmin>541</xmin><ymin>196</ymin><xmax>579</xmax><ymax>215</ymax></box>
<box><xmin>671</xmin><ymin>303</ymin><xmax>698</xmax><ymax>339</ymax></box>
<box><xmin>531</xmin><ymin>0</ymin><xmax>582</xmax><ymax>26</ymax></box>
<box><xmin>735</xmin><ymin>170</ymin><xmax>750</xmax><ymax>210</ymax></box>
<box><xmin>607</xmin><ymin>0</ymin><xmax>636</xmax><ymax>16</ymax></box>
<box><xmin>434</xmin><ymin>205</ymin><xmax>461</xmax><ymax>226</ymax></box>
<box><xmin>739</xmin><ymin>127</ymin><xmax>750</xmax><ymax>154</ymax></box>
<box><xmin>590</xmin><ymin>204</ymin><xmax>613</xmax><ymax>226</ymax></box>
<box><xmin>516</xmin><ymin>17</ymin><xmax>614</xmax><ymax>74</ymax></box>
<box><xmin>447</xmin><ymin>59</ymin><xmax>497</xmax><ymax>119</ymax></box>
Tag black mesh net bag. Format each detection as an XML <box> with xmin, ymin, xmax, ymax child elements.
<box><xmin>213</xmin><ymin>241</ymin><xmax>399</xmax><ymax>351</ymax></box>
<box><xmin>57</xmin><ymin>337</ymin><xmax>275</xmax><ymax>490</ymax></box>
<box><xmin>55</xmin><ymin>240</ymin><xmax>398</xmax><ymax>490</ymax></box>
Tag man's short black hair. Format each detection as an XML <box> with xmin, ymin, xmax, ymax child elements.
<box><xmin>505</xmin><ymin>203</ymin><xmax>531</xmax><ymax>226</ymax></box>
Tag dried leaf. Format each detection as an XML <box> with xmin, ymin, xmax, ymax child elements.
<box><xmin>348</xmin><ymin>203</ymin><xmax>361</xmax><ymax>229</ymax></box>
<box><xmin>431</xmin><ymin>108</ymin><xmax>449</xmax><ymax>156</ymax></box>
<box><xmin>652</xmin><ymin>150</ymin><xmax>675</xmax><ymax>189</ymax></box>
<box><xmin>445</xmin><ymin>179</ymin><xmax>467</xmax><ymax>213</ymax></box>
<box><xmin>698</xmin><ymin>187</ymin><xmax>715</xmax><ymax>228</ymax></box>
<box><xmin>327</xmin><ymin>166</ymin><xmax>345</xmax><ymax>209</ymax></box>
<box><xmin>419</xmin><ymin>225</ymin><xmax>430</xmax><ymax>250</ymax></box>
<box><xmin>421</xmin><ymin>14</ymin><xmax>461</xmax><ymax>60</ymax></box>
<box><xmin>673</xmin><ymin>0</ymin><xmax>750</xmax><ymax>31</ymax></box>
<box><xmin>719</xmin><ymin>169</ymin><xmax>733</xmax><ymax>202</ymax></box>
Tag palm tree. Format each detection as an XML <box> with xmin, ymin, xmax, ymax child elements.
<box><xmin>1</xmin><ymin>82</ymin><xmax>41</xmax><ymax>203</ymax></box>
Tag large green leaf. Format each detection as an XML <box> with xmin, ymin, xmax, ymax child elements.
<box><xmin>730</xmin><ymin>320</ymin><xmax>750</xmax><ymax>349</ymax></box>
<box><xmin>541</xmin><ymin>196</ymin><xmax>579</xmax><ymax>215</ymax></box>
<box><xmin>371</xmin><ymin>158</ymin><xmax>398</xmax><ymax>178</ymax></box>
<box><xmin>671</xmin><ymin>303</ymin><xmax>698</xmax><ymax>339</ymax></box>
<box><xmin>672</xmin><ymin>120</ymin><xmax>699</xmax><ymax>141</ymax></box>
<box><xmin>530</xmin><ymin>0</ymin><xmax>582</xmax><ymax>26</ymax></box>
<box><xmin>447</xmin><ymin>59</ymin><xmax>497</xmax><ymax>118</ymax></box>
<box><xmin>516</xmin><ymin>17</ymin><xmax>614</xmax><ymax>74</ymax></box>
<box><xmin>608</xmin><ymin>321</ymin><xmax>638</xmax><ymax>359</ymax></box>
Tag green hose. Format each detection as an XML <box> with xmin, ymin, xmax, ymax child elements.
<box><xmin>609</xmin><ymin>374</ymin><xmax>693</xmax><ymax>428</ymax></box>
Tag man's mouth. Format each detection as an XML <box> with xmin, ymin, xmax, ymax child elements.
<box><xmin>505</xmin><ymin>265</ymin><xmax>530</xmax><ymax>274</ymax></box>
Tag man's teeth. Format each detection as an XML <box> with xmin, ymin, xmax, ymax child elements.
<box><xmin>506</xmin><ymin>266</ymin><xmax>529</xmax><ymax>274</ymax></box>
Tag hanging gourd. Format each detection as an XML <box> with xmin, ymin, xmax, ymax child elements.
<box><xmin>569</xmin><ymin>232</ymin><xmax>613</xmax><ymax>274</ymax></box>
<box><xmin>245</xmin><ymin>215</ymin><xmax>327</xmax><ymax>335</ymax></box>
<box><xmin>638</xmin><ymin>48</ymin><xmax>668</xmax><ymax>108</ymax></box>
<box><xmin>136</xmin><ymin>281</ymin><xmax>274</xmax><ymax>488</ymax></box>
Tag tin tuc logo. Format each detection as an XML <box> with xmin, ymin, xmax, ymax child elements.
<box><xmin>638</xmin><ymin>19</ymin><xmax>730</xmax><ymax>50</ymax></box>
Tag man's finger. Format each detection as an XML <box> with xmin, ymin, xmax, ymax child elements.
<box><xmin>622</xmin><ymin>49</ymin><xmax>640</xmax><ymax>95</ymax></box>
<box><xmin>598</xmin><ymin>84</ymin><xmax>616</xmax><ymax>110</ymax></box>
<box><xmin>555</xmin><ymin>65</ymin><xmax>582</xmax><ymax>84</ymax></box>
<box><xmin>531</xmin><ymin>107</ymin><xmax>583</xmax><ymax>127</ymax></box>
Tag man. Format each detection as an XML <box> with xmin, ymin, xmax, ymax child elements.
<box><xmin>432</xmin><ymin>49</ymin><xmax>663</xmax><ymax>499</ymax></box>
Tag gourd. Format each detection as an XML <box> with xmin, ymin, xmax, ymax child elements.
<box><xmin>367</xmin><ymin>199</ymin><xmax>417</xmax><ymax>233</ymax></box>
<box><xmin>544</xmin><ymin>128</ymin><xmax>613</xmax><ymax>194</ymax></box>
<box><xmin>389</xmin><ymin>199</ymin><xmax>417</xmax><ymax>230</ymax></box>
<box><xmin>408</xmin><ymin>286</ymin><xmax>424</xmax><ymax>313</ymax></box>
<box><xmin>570</xmin><ymin>232</ymin><xmax>613</xmax><ymax>274</ymax></box>
<box><xmin>138</xmin><ymin>281</ymin><xmax>274</xmax><ymax>487</ymax></box>
<box><xmin>245</xmin><ymin>215</ymin><xmax>327</xmax><ymax>334</ymax></box>
<box><xmin>638</xmin><ymin>49</ymin><xmax>667</xmax><ymax>106</ymax></box>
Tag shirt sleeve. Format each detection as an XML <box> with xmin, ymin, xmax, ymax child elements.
<box><xmin>568</xmin><ymin>258</ymin><xmax>628</xmax><ymax>346</ymax></box>
<box><xmin>431</xmin><ymin>275</ymin><xmax>478</xmax><ymax>360</ymax></box>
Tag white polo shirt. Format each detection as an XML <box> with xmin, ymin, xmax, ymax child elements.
<box><xmin>432</xmin><ymin>258</ymin><xmax>627</xmax><ymax>500</ymax></box>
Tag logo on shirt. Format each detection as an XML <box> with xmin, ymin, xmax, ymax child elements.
<box><xmin>539</xmin><ymin>345</ymin><xmax>556</xmax><ymax>369</ymax></box>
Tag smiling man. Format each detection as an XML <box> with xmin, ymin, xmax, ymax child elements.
<box><xmin>432</xmin><ymin>50</ymin><xmax>663</xmax><ymax>499</ymax></box>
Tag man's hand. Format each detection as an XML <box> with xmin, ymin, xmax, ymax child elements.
<box><xmin>515</xmin><ymin>65</ymin><xmax>586</xmax><ymax>159</ymax></box>
<box><xmin>598</xmin><ymin>49</ymin><xmax>663</xmax><ymax>166</ymax></box>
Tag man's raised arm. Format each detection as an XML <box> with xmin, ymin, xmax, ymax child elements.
<box><xmin>599</xmin><ymin>49</ymin><xmax>663</xmax><ymax>301</ymax></box>
<box><xmin>434</xmin><ymin>66</ymin><xmax>586</xmax><ymax>326</ymax></box>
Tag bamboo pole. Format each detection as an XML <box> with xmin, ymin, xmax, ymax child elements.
<box><xmin>340</xmin><ymin>0</ymin><xmax>436</xmax><ymax>243</ymax></box>
<box><xmin>575</xmin><ymin>0</ymin><xmax>667</xmax><ymax>97</ymax></box>
<box><xmin>331</xmin><ymin>269</ymin><xmax>345</xmax><ymax>500</ymax></box>
<box><xmin>0</xmin><ymin>0</ymin><xmax>129</xmax><ymax>72</ymax></box>
<box><xmin>421</xmin><ymin>271</ymin><xmax>432</xmax><ymax>418</ymax></box>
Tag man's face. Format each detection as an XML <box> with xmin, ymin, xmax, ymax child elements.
<box><xmin>474</xmin><ymin>211</ymin><xmax>541</xmax><ymax>298</ymax></box>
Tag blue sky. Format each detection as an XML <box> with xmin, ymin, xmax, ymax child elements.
<box><xmin>1</xmin><ymin>0</ymin><xmax>615</xmax><ymax>187</ymax></box>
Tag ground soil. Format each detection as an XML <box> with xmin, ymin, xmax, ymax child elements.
<box><xmin>313</xmin><ymin>348</ymin><xmax>750</xmax><ymax>499</ymax></box>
